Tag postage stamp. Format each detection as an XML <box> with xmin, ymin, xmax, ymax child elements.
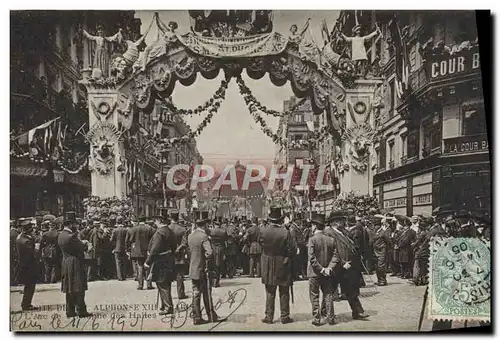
<box><xmin>428</xmin><ymin>237</ymin><xmax>491</xmax><ymax>322</ymax></box>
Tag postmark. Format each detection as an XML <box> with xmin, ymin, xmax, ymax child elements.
<box><xmin>429</xmin><ymin>237</ymin><xmax>491</xmax><ymax>322</ymax></box>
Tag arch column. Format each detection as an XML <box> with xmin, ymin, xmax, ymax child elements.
<box><xmin>339</xmin><ymin>79</ymin><xmax>383</xmax><ymax>195</ymax></box>
<box><xmin>79</xmin><ymin>81</ymin><xmax>128</xmax><ymax>199</ymax></box>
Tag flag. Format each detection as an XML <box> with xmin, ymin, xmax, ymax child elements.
<box><xmin>388</xmin><ymin>15</ymin><xmax>410</xmax><ymax>99</ymax></box>
<box><xmin>17</xmin><ymin>117</ymin><xmax>60</xmax><ymax>147</ymax></box>
<box><xmin>320</xmin><ymin>19</ymin><xmax>330</xmax><ymax>43</ymax></box>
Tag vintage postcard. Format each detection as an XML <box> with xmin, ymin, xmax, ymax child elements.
<box><xmin>10</xmin><ymin>9</ymin><xmax>491</xmax><ymax>332</ymax></box>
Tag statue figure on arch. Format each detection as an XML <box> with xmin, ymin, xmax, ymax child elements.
<box><xmin>340</xmin><ymin>11</ymin><xmax>381</xmax><ymax>76</ymax></box>
<box><xmin>141</xmin><ymin>13</ymin><xmax>178</xmax><ymax>71</ymax></box>
<box><xmin>83</xmin><ymin>25</ymin><xmax>123</xmax><ymax>78</ymax></box>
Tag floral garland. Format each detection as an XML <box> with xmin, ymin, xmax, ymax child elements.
<box><xmin>236</xmin><ymin>77</ymin><xmax>306</xmax><ymax>117</ymax></box>
<box><xmin>237</xmin><ymin>77</ymin><xmax>332</xmax><ymax>149</ymax></box>
<box><xmin>57</xmin><ymin>157</ymin><xmax>88</xmax><ymax>174</ymax></box>
<box><xmin>161</xmin><ymin>79</ymin><xmax>229</xmax><ymax>116</ymax></box>
<box><xmin>83</xmin><ymin>196</ymin><xmax>135</xmax><ymax>222</ymax></box>
<box><xmin>157</xmin><ymin>84</ymin><xmax>226</xmax><ymax>147</ymax></box>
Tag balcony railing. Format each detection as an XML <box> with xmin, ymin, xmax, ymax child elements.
<box><xmin>401</xmin><ymin>154</ymin><xmax>407</xmax><ymax>165</ymax></box>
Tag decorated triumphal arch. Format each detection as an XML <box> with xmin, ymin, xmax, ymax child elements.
<box><xmin>79</xmin><ymin>11</ymin><xmax>384</xmax><ymax>200</ymax></box>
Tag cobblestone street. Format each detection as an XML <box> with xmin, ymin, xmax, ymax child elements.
<box><xmin>10</xmin><ymin>274</ymin><xmax>444</xmax><ymax>332</ymax></box>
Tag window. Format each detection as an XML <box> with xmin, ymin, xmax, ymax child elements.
<box><xmin>375</xmin><ymin>147</ymin><xmax>380</xmax><ymax>169</ymax></box>
<box><xmin>462</xmin><ymin>102</ymin><xmax>486</xmax><ymax>135</ymax></box>
<box><xmin>293</xmin><ymin>113</ymin><xmax>303</xmax><ymax>123</ymax></box>
<box><xmin>407</xmin><ymin>128</ymin><xmax>420</xmax><ymax>159</ymax></box>
<box><xmin>379</xmin><ymin>138</ymin><xmax>387</xmax><ymax>170</ymax></box>
<box><xmin>422</xmin><ymin>117</ymin><xmax>442</xmax><ymax>156</ymax></box>
<box><xmin>388</xmin><ymin>140</ymin><xmax>395</xmax><ymax>169</ymax></box>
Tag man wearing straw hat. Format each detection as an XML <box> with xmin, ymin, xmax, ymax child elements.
<box><xmin>40</xmin><ymin>214</ymin><xmax>59</xmax><ymax>284</ymax></box>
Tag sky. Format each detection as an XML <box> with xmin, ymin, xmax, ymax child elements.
<box><xmin>135</xmin><ymin>10</ymin><xmax>340</xmax><ymax>169</ymax></box>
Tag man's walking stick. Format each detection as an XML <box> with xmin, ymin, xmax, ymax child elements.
<box><xmin>418</xmin><ymin>286</ymin><xmax>428</xmax><ymax>331</ymax></box>
<box><xmin>360</xmin><ymin>258</ymin><xmax>376</xmax><ymax>286</ymax></box>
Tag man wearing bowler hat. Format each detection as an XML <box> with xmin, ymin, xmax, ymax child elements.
<box><xmin>16</xmin><ymin>219</ymin><xmax>39</xmax><ymax>311</ymax></box>
<box><xmin>168</xmin><ymin>208</ymin><xmax>189</xmax><ymax>299</ymax></box>
<box><xmin>307</xmin><ymin>212</ymin><xmax>339</xmax><ymax>326</ymax></box>
<box><xmin>323</xmin><ymin>210</ymin><xmax>369</xmax><ymax>320</ymax></box>
<box><xmin>58</xmin><ymin>211</ymin><xmax>92</xmax><ymax>318</ymax></box>
<box><xmin>188</xmin><ymin>211</ymin><xmax>226</xmax><ymax>324</ymax></box>
<box><xmin>127</xmin><ymin>216</ymin><xmax>155</xmax><ymax>290</ymax></box>
<box><xmin>259</xmin><ymin>207</ymin><xmax>294</xmax><ymax>324</ymax></box>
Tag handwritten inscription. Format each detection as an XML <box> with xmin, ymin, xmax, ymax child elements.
<box><xmin>11</xmin><ymin>288</ymin><xmax>247</xmax><ymax>332</ymax></box>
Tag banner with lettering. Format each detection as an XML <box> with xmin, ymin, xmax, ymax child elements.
<box><xmin>177</xmin><ymin>32</ymin><xmax>288</xmax><ymax>58</ymax></box>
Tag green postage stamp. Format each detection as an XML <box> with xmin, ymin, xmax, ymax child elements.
<box><xmin>429</xmin><ymin>237</ymin><xmax>491</xmax><ymax>322</ymax></box>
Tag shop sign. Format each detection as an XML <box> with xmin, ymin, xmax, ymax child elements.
<box><xmin>384</xmin><ymin>197</ymin><xmax>407</xmax><ymax>209</ymax></box>
<box><xmin>413</xmin><ymin>193</ymin><xmax>432</xmax><ymax>206</ymax></box>
<box><xmin>427</xmin><ymin>48</ymin><xmax>480</xmax><ymax>81</ymax></box>
<box><xmin>443</xmin><ymin>134</ymin><xmax>489</xmax><ymax>155</ymax></box>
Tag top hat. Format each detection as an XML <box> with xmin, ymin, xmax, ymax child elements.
<box><xmin>268</xmin><ymin>207</ymin><xmax>283</xmax><ymax>223</ymax></box>
<box><xmin>195</xmin><ymin>211</ymin><xmax>210</xmax><ymax>225</ymax></box>
<box><xmin>311</xmin><ymin>212</ymin><xmax>326</xmax><ymax>226</ymax></box>
<box><xmin>213</xmin><ymin>216</ymin><xmax>223</xmax><ymax>225</ymax></box>
<box><xmin>240</xmin><ymin>215</ymin><xmax>247</xmax><ymax>222</ymax></box>
<box><xmin>169</xmin><ymin>209</ymin><xmax>180</xmax><ymax>221</ymax></box>
<box><xmin>64</xmin><ymin>211</ymin><xmax>77</xmax><ymax>224</ymax></box>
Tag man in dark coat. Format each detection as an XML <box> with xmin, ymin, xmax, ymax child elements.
<box><xmin>372</xmin><ymin>218</ymin><xmax>392</xmax><ymax>286</ymax></box>
<box><xmin>127</xmin><ymin>217</ymin><xmax>155</xmax><ymax>290</ymax></box>
<box><xmin>225</xmin><ymin>219</ymin><xmax>238</xmax><ymax>278</ymax></box>
<box><xmin>16</xmin><ymin>219</ymin><xmax>39</xmax><ymax>311</ymax></box>
<box><xmin>325</xmin><ymin>212</ymin><xmax>369</xmax><ymax>320</ymax></box>
<box><xmin>396</xmin><ymin>219</ymin><xmax>416</xmax><ymax>279</ymax></box>
<box><xmin>307</xmin><ymin>212</ymin><xmax>339</xmax><ymax>326</ymax></box>
<box><xmin>259</xmin><ymin>207</ymin><xmax>294</xmax><ymax>324</ymax></box>
<box><xmin>188</xmin><ymin>211</ymin><xmax>226</xmax><ymax>324</ymax></box>
<box><xmin>145</xmin><ymin>216</ymin><xmax>177</xmax><ymax>315</ymax></box>
<box><xmin>348</xmin><ymin>216</ymin><xmax>367</xmax><ymax>287</ymax></box>
<box><xmin>210</xmin><ymin>216</ymin><xmax>227</xmax><ymax>287</ymax></box>
<box><xmin>169</xmin><ymin>209</ymin><xmax>188</xmax><ymax>299</ymax></box>
<box><xmin>411</xmin><ymin>221</ymin><xmax>431</xmax><ymax>286</ymax></box>
<box><xmin>58</xmin><ymin>212</ymin><xmax>92</xmax><ymax>318</ymax></box>
<box><xmin>110</xmin><ymin>219</ymin><xmax>128</xmax><ymax>281</ymax></box>
<box><xmin>390</xmin><ymin>221</ymin><xmax>403</xmax><ymax>277</ymax></box>
<box><xmin>87</xmin><ymin>221</ymin><xmax>105</xmax><ymax>281</ymax></box>
<box><xmin>40</xmin><ymin>215</ymin><xmax>59</xmax><ymax>284</ymax></box>
<box><xmin>246</xmin><ymin>217</ymin><xmax>262</xmax><ymax>278</ymax></box>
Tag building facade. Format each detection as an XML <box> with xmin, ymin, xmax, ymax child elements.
<box><xmin>10</xmin><ymin>11</ymin><xmax>141</xmax><ymax>218</ymax></box>
<box><xmin>129</xmin><ymin>100</ymin><xmax>203</xmax><ymax>216</ymax></box>
<box><xmin>335</xmin><ymin>10</ymin><xmax>489</xmax><ymax>216</ymax></box>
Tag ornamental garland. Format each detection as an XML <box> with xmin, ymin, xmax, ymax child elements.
<box><xmin>236</xmin><ymin>77</ymin><xmax>306</xmax><ymax>117</ymax></box>
<box><xmin>161</xmin><ymin>79</ymin><xmax>229</xmax><ymax>116</ymax></box>
<box><xmin>156</xmin><ymin>81</ymin><xmax>228</xmax><ymax>148</ymax></box>
<box><xmin>58</xmin><ymin>157</ymin><xmax>88</xmax><ymax>174</ymax></box>
<box><xmin>237</xmin><ymin>76</ymin><xmax>332</xmax><ymax>149</ymax></box>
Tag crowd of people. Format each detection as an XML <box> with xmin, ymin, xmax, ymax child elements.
<box><xmin>11</xmin><ymin>204</ymin><xmax>490</xmax><ymax>325</ymax></box>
